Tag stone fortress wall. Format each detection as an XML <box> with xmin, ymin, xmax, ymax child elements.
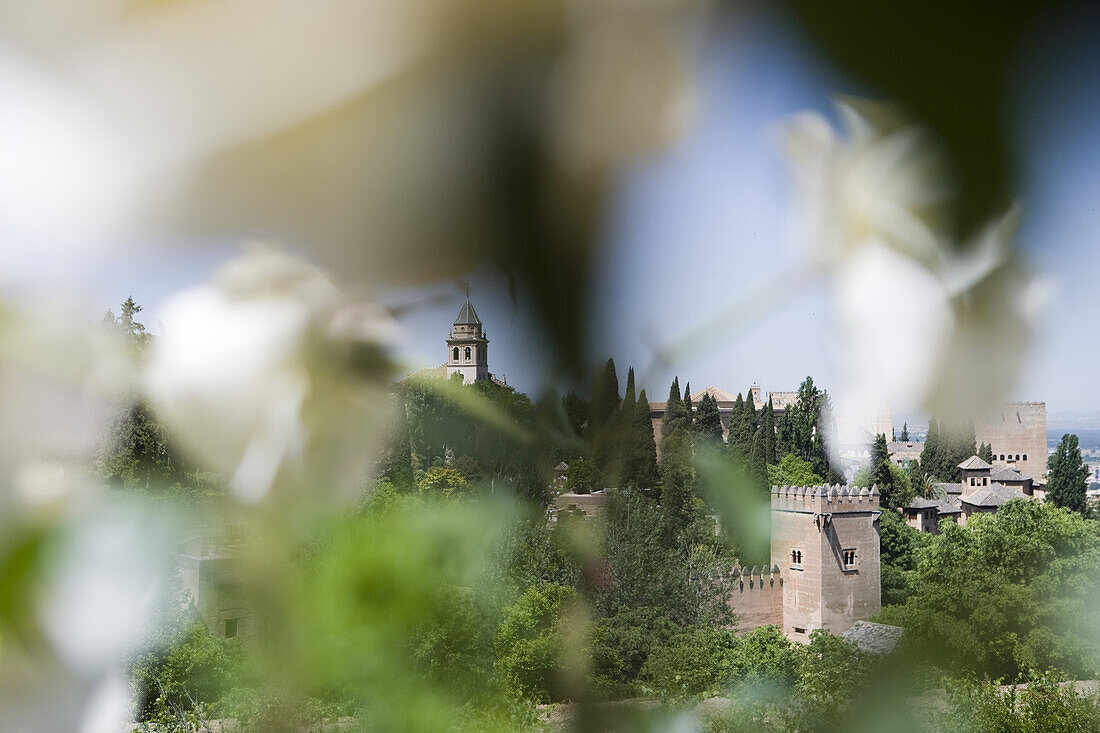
<box><xmin>973</xmin><ymin>402</ymin><xmax>1047</xmax><ymax>481</ymax></box>
<box><xmin>727</xmin><ymin>565</ymin><xmax>784</xmax><ymax>631</ymax></box>
<box><xmin>727</xmin><ymin>485</ymin><xmax>883</xmax><ymax>641</ymax></box>
<box><xmin>769</xmin><ymin>486</ymin><xmax>882</xmax><ymax>641</ymax></box>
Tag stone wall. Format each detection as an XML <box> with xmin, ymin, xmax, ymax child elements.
<box><xmin>727</xmin><ymin>567</ymin><xmax>784</xmax><ymax>632</ymax></box>
<box><xmin>974</xmin><ymin>402</ymin><xmax>1047</xmax><ymax>481</ymax></box>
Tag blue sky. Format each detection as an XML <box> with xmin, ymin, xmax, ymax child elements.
<box><xmin>72</xmin><ymin>6</ymin><xmax>1100</xmax><ymax>420</ymax></box>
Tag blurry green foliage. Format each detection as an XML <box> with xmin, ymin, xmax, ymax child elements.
<box><xmin>937</xmin><ymin>672</ymin><xmax>1100</xmax><ymax>732</ymax></box>
<box><xmin>495</xmin><ymin>583</ymin><xmax>580</xmax><ymax>703</ymax></box>
<box><xmin>417</xmin><ymin>465</ymin><xmax>469</xmax><ymax>496</ymax></box>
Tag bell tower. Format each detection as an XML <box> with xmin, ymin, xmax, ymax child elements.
<box><xmin>446</xmin><ymin>286</ymin><xmax>489</xmax><ymax>383</ymax></box>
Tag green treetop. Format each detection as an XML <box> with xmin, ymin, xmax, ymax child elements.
<box><xmin>761</xmin><ymin>398</ymin><xmax>777</xmax><ymax>466</ymax></box>
<box><xmin>661</xmin><ymin>377</ymin><xmax>689</xmax><ymax>443</ymax></box>
<box><xmin>631</xmin><ymin>388</ymin><xmax>660</xmax><ymax>496</ymax></box>
<box><xmin>694</xmin><ymin>393</ymin><xmax>723</xmax><ymax>446</ymax></box>
<box><xmin>683</xmin><ymin>382</ymin><xmax>694</xmax><ymax>430</ymax></box>
<box><xmin>1047</xmin><ymin>433</ymin><xmax>1089</xmax><ymax>514</ymax></box>
<box><xmin>590</xmin><ymin>358</ymin><xmax>621</xmax><ymax>433</ymax></box>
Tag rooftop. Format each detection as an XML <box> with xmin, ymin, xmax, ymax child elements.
<box><xmin>841</xmin><ymin>621</ymin><xmax>904</xmax><ymax>655</ymax></box>
<box><xmin>453</xmin><ymin>297</ymin><xmax>482</xmax><ymax>326</ymax></box>
<box><xmin>958</xmin><ymin>455</ymin><xmax>993</xmax><ymax>470</ymax></box>
<box><xmin>990</xmin><ymin>464</ymin><xmax>1030</xmax><ymax>482</ymax></box>
<box><xmin>961</xmin><ymin>482</ymin><xmax>1030</xmax><ymax>507</ymax></box>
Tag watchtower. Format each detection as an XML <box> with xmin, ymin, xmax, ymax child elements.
<box><xmin>769</xmin><ymin>485</ymin><xmax>882</xmax><ymax>641</ymax></box>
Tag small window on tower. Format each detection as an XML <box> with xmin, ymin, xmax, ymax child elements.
<box><xmin>465</xmin><ymin>346</ymin><xmax>471</xmax><ymax>360</ymax></box>
<box><xmin>225</xmin><ymin>618</ymin><xmax>239</xmax><ymax>638</ymax></box>
<box><xmin>842</xmin><ymin>549</ymin><xmax>857</xmax><ymax>569</ymax></box>
<box><xmin>453</xmin><ymin>347</ymin><xmax>459</xmax><ymax>360</ymax></box>
<box><xmin>790</xmin><ymin>549</ymin><xmax>803</xmax><ymax>569</ymax></box>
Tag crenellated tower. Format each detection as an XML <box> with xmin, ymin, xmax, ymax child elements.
<box><xmin>768</xmin><ymin>484</ymin><xmax>882</xmax><ymax>641</ymax></box>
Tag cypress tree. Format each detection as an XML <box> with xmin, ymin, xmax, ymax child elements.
<box><xmin>978</xmin><ymin>442</ymin><xmax>994</xmax><ymax>463</ymax></box>
<box><xmin>633</xmin><ymin>388</ymin><xmax>660</xmax><ymax>496</ymax></box>
<box><xmin>562</xmin><ymin>390</ymin><xmax>590</xmax><ymax>439</ymax></box>
<box><xmin>621</xmin><ymin>368</ymin><xmax>637</xmax><ymax>425</ymax></box>
<box><xmin>870</xmin><ymin>434</ymin><xmax>892</xmax><ymax>488</ymax></box>
<box><xmin>742</xmin><ymin>388</ymin><xmax>758</xmax><ymax>435</ymax></box>
<box><xmin>589</xmin><ymin>358</ymin><xmax>621</xmax><ymax>433</ymax></box>
<box><xmin>660</xmin><ymin>429</ymin><xmax>695</xmax><ymax>542</ymax></box>
<box><xmin>662</xmin><ymin>377</ymin><xmax>689</xmax><ymax>441</ymax></box>
<box><xmin>907</xmin><ymin>458</ymin><xmax>928</xmax><ymax>498</ymax></box>
<box><xmin>749</xmin><ymin>425</ymin><xmax>768</xmax><ymax>493</ymax></box>
<box><xmin>620</xmin><ymin>368</ymin><xmax>638</xmax><ymax>484</ymax></box>
<box><xmin>684</xmin><ymin>382</ymin><xmax>694</xmax><ymax>431</ymax></box>
<box><xmin>695</xmin><ymin>393</ymin><xmax>723</xmax><ymax>446</ymax></box>
<box><xmin>1047</xmin><ymin>434</ymin><xmax>1089</xmax><ymax>514</ymax></box>
<box><xmin>900</xmin><ymin>422</ymin><xmax>910</xmax><ymax>442</ymax></box>
<box><xmin>590</xmin><ymin>359</ymin><xmax>622</xmax><ymax>484</ymax></box>
<box><xmin>921</xmin><ymin>417</ymin><xmax>943</xmax><ymax>481</ymax></box>
<box><xmin>776</xmin><ymin>408</ymin><xmax>794</xmax><ymax>459</ymax></box>
<box><xmin>762</xmin><ymin>398</ymin><xmax>777</xmax><ymax>465</ymax></box>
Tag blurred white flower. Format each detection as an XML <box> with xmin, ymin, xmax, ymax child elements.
<box><xmin>40</xmin><ymin>503</ymin><xmax>171</xmax><ymax>675</ymax></box>
<box><xmin>0</xmin><ymin>303</ymin><xmax>128</xmax><ymax>483</ymax></box>
<box><xmin>0</xmin><ymin>498</ymin><xmax>174</xmax><ymax>733</ymax></box>
<box><xmin>0</xmin><ymin>0</ymin><xmax>707</xmax><ymax>287</ymax></box>
<box><xmin>780</xmin><ymin>99</ymin><xmax>1044</xmax><ymax>431</ymax></box>
<box><xmin>147</xmin><ymin>246</ymin><xmax>399</xmax><ymax>502</ymax></box>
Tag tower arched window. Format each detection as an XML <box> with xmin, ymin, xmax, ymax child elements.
<box><xmin>465</xmin><ymin>346</ymin><xmax>471</xmax><ymax>361</ymax></box>
<box><xmin>453</xmin><ymin>347</ymin><xmax>459</xmax><ymax>360</ymax></box>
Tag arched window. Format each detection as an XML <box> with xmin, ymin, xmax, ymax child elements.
<box><xmin>452</xmin><ymin>347</ymin><xmax>459</xmax><ymax>360</ymax></box>
<box><xmin>465</xmin><ymin>346</ymin><xmax>471</xmax><ymax>360</ymax></box>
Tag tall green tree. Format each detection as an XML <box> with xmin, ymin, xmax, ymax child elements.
<box><xmin>761</xmin><ymin>398</ymin><xmax>777</xmax><ymax>466</ymax></box>
<box><xmin>590</xmin><ymin>358</ymin><xmax>621</xmax><ymax>434</ymax></box>
<box><xmin>659</xmin><ymin>430</ymin><xmax>695</xmax><ymax>542</ymax></box>
<box><xmin>561</xmin><ymin>390</ymin><xmax>589</xmax><ymax>439</ymax></box>
<box><xmin>900</xmin><ymin>422</ymin><xmax>909</xmax><ymax>442</ymax></box>
<box><xmin>683</xmin><ymin>382</ymin><xmax>694</xmax><ymax>431</ymax></box>
<box><xmin>661</xmin><ymin>377</ymin><xmax>689</xmax><ymax>451</ymax></box>
<box><xmin>1047</xmin><ymin>434</ymin><xmax>1089</xmax><ymax>514</ymax></box>
<box><xmin>727</xmin><ymin>394</ymin><xmax>749</xmax><ymax>462</ymax></box>
<box><xmin>96</xmin><ymin>298</ymin><xmax>197</xmax><ymax>493</ymax></box>
<box><xmin>920</xmin><ymin>417</ymin><xmax>945</xmax><ymax>481</ymax></box>
<box><xmin>977</xmin><ymin>442</ymin><xmax>994</xmax><ymax>463</ymax></box>
<box><xmin>741</xmin><ymin>388</ymin><xmax>757</xmax><ymax>438</ymax></box>
<box><xmin>695</xmin><ymin>393</ymin><xmax>723</xmax><ymax>446</ymax></box>
<box><xmin>632</xmin><ymin>389</ymin><xmax>660</xmax><ymax>496</ymax></box>
<box><xmin>907</xmin><ymin>458</ymin><xmax>930</xmax><ymax>499</ymax></box>
<box><xmin>748</xmin><ymin>426</ymin><xmax>768</xmax><ymax>492</ymax></box>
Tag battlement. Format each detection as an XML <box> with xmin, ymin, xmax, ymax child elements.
<box><xmin>730</xmin><ymin>563</ymin><xmax>782</xmax><ymax>589</ymax></box>
<box><xmin>727</xmin><ymin>563</ymin><xmax>784</xmax><ymax>631</ymax></box>
<box><xmin>770</xmin><ymin>484</ymin><xmax>881</xmax><ymax>512</ymax></box>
